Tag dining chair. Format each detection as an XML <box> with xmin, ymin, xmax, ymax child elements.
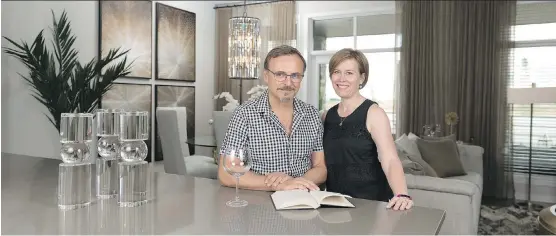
<box><xmin>156</xmin><ymin>107</ymin><xmax>217</xmax><ymax>179</ymax></box>
<box><xmin>212</xmin><ymin>111</ymin><xmax>233</xmax><ymax>164</ymax></box>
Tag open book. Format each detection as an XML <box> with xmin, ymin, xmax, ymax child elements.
<box><xmin>271</xmin><ymin>190</ymin><xmax>355</xmax><ymax>210</ymax></box>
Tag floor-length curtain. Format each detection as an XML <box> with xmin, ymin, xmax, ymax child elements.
<box><xmin>214</xmin><ymin>1</ymin><xmax>296</xmax><ymax>110</ymax></box>
<box><xmin>397</xmin><ymin>0</ymin><xmax>516</xmax><ymax>199</ymax></box>
<box><xmin>215</xmin><ymin>7</ymin><xmax>233</xmax><ymax>110</ymax></box>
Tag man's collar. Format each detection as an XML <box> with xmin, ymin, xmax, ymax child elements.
<box><xmin>256</xmin><ymin>89</ymin><xmax>304</xmax><ymax>115</ymax></box>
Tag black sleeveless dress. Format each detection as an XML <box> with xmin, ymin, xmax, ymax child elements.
<box><xmin>323</xmin><ymin>99</ymin><xmax>393</xmax><ymax>202</ymax></box>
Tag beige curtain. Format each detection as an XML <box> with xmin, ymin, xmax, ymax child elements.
<box><xmin>214</xmin><ymin>1</ymin><xmax>296</xmax><ymax>110</ymax></box>
<box><xmin>396</xmin><ymin>0</ymin><xmax>516</xmax><ymax>199</ymax></box>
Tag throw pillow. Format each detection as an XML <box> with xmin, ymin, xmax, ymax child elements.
<box><xmin>395</xmin><ymin>134</ymin><xmax>422</xmax><ymax>158</ymax></box>
<box><xmin>397</xmin><ymin>148</ymin><xmax>427</xmax><ymax>176</ymax></box>
<box><xmin>408</xmin><ymin>132</ymin><xmax>420</xmax><ymax>140</ymax></box>
<box><xmin>401</xmin><ymin>159</ymin><xmax>427</xmax><ymax>176</ymax></box>
<box><xmin>415</xmin><ymin>138</ymin><xmax>467</xmax><ymax>178</ymax></box>
<box><xmin>396</xmin><ymin>144</ymin><xmax>438</xmax><ymax>177</ymax></box>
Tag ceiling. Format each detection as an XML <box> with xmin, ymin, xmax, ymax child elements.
<box><xmin>213</xmin><ymin>1</ymin><xmax>271</xmax><ymax>8</ymax></box>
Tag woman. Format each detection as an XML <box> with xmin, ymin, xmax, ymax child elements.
<box><xmin>322</xmin><ymin>48</ymin><xmax>413</xmax><ymax>211</ymax></box>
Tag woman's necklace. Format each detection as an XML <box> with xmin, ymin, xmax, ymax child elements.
<box><xmin>338</xmin><ymin>97</ymin><xmax>364</xmax><ymax>127</ymax></box>
<box><xmin>338</xmin><ymin>105</ymin><xmax>350</xmax><ymax>126</ymax></box>
<box><xmin>339</xmin><ymin>116</ymin><xmax>346</xmax><ymax>126</ymax></box>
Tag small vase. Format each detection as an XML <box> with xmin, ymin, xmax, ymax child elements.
<box><xmin>95</xmin><ymin>109</ymin><xmax>123</xmax><ymax>199</ymax></box>
<box><xmin>118</xmin><ymin>111</ymin><xmax>152</xmax><ymax>207</ymax></box>
<box><xmin>58</xmin><ymin>113</ymin><xmax>94</xmax><ymax>210</ymax></box>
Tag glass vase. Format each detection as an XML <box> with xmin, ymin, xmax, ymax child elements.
<box><xmin>96</xmin><ymin>109</ymin><xmax>122</xmax><ymax>159</ymax></box>
<box><xmin>58</xmin><ymin>113</ymin><xmax>94</xmax><ymax>210</ymax></box>
<box><xmin>118</xmin><ymin>111</ymin><xmax>151</xmax><ymax>207</ymax></box>
<box><xmin>95</xmin><ymin>109</ymin><xmax>122</xmax><ymax>199</ymax></box>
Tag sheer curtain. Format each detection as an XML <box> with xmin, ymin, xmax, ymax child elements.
<box><xmin>396</xmin><ymin>0</ymin><xmax>516</xmax><ymax>199</ymax></box>
<box><xmin>214</xmin><ymin>1</ymin><xmax>296</xmax><ymax>110</ymax></box>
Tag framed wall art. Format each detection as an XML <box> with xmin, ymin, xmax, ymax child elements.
<box><xmin>155</xmin><ymin>3</ymin><xmax>196</xmax><ymax>81</ymax></box>
<box><xmin>99</xmin><ymin>0</ymin><xmax>152</xmax><ymax>79</ymax></box>
<box><xmin>154</xmin><ymin>85</ymin><xmax>196</xmax><ymax>161</ymax></box>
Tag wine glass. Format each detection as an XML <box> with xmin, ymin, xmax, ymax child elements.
<box><xmin>422</xmin><ymin>125</ymin><xmax>432</xmax><ymax>137</ymax></box>
<box><xmin>432</xmin><ymin>124</ymin><xmax>442</xmax><ymax>137</ymax></box>
<box><xmin>222</xmin><ymin>147</ymin><xmax>252</xmax><ymax>207</ymax></box>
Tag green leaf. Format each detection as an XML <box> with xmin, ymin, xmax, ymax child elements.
<box><xmin>2</xmin><ymin>9</ymin><xmax>133</xmax><ymax>131</ymax></box>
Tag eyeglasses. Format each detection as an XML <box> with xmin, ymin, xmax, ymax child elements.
<box><xmin>266</xmin><ymin>69</ymin><xmax>304</xmax><ymax>83</ymax></box>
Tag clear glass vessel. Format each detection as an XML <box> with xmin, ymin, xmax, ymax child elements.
<box><xmin>96</xmin><ymin>109</ymin><xmax>123</xmax><ymax>160</ymax></box>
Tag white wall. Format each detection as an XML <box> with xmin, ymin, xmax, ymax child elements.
<box><xmin>295</xmin><ymin>1</ymin><xmax>395</xmax><ymax>102</ymax></box>
<box><xmin>1</xmin><ymin>1</ymin><xmax>216</xmax><ymax>159</ymax></box>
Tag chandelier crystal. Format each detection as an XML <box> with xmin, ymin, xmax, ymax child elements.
<box><xmin>228</xmin><ymin>16</ymin><xmax>261</xmax><ymax>80</ymax></box>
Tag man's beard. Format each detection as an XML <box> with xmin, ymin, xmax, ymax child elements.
<box><xmin>278</xmin><ymin>86</ymin><xmax>295</xmax><ymax>103</ymax></box>
<box><xmin>279</xmin><ymin>97</ymin><xmax>292</xmax><ymax>103</ymax></box>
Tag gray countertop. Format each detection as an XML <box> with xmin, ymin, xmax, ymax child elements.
<box><xmin>1</xmin><ymin>152</ymin><xmax>445</xmax><ymax>235</ymax></box>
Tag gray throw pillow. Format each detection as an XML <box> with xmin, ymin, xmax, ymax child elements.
<box><xmin>415</xmin><ymin>138</ymin><xmax>467</xmax><ymax>178</ymax></box>
<box><xmin>397</xmin><ymin>147</ymin><xmax>437</xmax><ymax>177</ymax></box>
<box><xmin>400</xmin><ymin>159</ymin><xmax>427</xmax><ymax>176</ymax></box>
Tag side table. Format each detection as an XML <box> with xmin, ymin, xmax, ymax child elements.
<box><xmin>538</xmin><ymin>204</ymin><xmax>556</xmax><ymax>235</ymax></box>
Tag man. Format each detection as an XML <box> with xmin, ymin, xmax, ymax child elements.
<box><xmin>218</xmin><ymin>45</ymin><xmax>327</xmax><ymax>191</ymax></box>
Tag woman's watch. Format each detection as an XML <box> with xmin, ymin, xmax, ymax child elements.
<box><xmin>396</xmin><ymin>194</ymin><xmax>412</xmax><ymax>200</ymax></box>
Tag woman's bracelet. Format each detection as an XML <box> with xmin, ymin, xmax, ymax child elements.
<box><xmin>396</xmin><ymin>194</ymin><xmax>412</xmax><ymax>200</ymax></box>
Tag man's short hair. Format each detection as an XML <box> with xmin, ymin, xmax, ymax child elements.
<box><xmin>263</xmin><ymin>45</ymin><xmax>307</xmax><ymax>72</ymax></box>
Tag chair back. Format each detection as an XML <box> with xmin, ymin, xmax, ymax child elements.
<box><xmin>156</xmin><ymin>107</ymin><xmax>190</xmax><ymax>175</ymax></box>
<box><xmin>212</xmin><ymin>111</ymin><xmax>232</xmax><ymax>162</ymax></box>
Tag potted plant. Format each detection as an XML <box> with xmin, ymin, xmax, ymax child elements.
<box><xmin>2</xmin><ymin>10</ymin><xmax>133</xmax><ymax>131</ymax></box>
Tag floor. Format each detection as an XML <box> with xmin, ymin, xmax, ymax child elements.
<box><xmin>479</xmin><ymin>198</ymin><xmax>551</xmax><ymax>235</ymax></box>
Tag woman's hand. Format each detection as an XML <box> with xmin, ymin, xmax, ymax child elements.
<box><xmin>387</xmin><ymin>195</ymin><xmax>414</xmax><ymax>210</ymax></box>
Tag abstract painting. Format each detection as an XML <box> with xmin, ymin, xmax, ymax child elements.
<box><xmin>155</xmin><ymin>3</ymin><xmax>196</xmax><ymax>81</ymax></box>
<box><xmin>101</xmin><ymin>83</ymin><xmax>153</xmax><ymax>162</ymax></box>
<box><xmin>100</xmin><ymin>1</ymin><xmax>152</xmax><ymax>79</ymax></box>
<box><xmin>155</xmin><ymin>85</ymin><xmax>195</xmax><ymax>160</ymax></box>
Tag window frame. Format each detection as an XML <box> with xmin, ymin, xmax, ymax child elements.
<box><xmin>506</xmin><ymin>7</ymin><xmax>556</xmax><ymax>176</ymax></box>
<box><xmin>307</xmin><ymin>13</ymin><xmax>400</xmax><ymax>134</ymax></box>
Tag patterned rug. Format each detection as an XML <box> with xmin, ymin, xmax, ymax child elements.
<box><xmin>479</xmin><ymin>203</ymin><xmax>541</xmax><ymax>235</ymax></box>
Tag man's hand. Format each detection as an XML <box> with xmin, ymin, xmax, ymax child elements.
<box><xmin>265</xmin><ymin>172</ymin><xmax>292</xmax><ymax>188</ymax></box>
<box><xmin>274</xmin><ymin>177</ymin><xmax>320</xmax><ymax>191</ymax></box>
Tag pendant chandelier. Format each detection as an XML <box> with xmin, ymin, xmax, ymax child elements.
<box><xmin>228</xmin><ymin>0</ymin><xmax>261</xmax><ymax>102</ymax></box>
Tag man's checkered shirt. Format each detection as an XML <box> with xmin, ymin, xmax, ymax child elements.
<box><xmin>219</xmin><ymin>90</ymin><xmax>324</xmax><ymax>177</ymax></box>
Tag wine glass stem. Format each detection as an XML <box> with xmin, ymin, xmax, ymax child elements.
<box><xmin>235</xmin><ymin>176</ymin><xmax>239</xmax><ymax>201</ymax></box>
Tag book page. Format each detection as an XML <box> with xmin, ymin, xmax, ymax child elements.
<box><xmin>271</xmin><ymin>190</ymin><xmax>320</xmax><ymax>210</ymax></box>
<box><xmin>309</xmin><ymin>191</ymin><xmax>355</xmax><ymax>208</ymax></box>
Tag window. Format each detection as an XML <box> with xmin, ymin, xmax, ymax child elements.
<box><xmin>311</xmin><ymin>13</ymin><xmax>399</xmax><ymax>134</ymax></box>
<box><xmin>506</xmin><ymin>104</ymin><xmax>556</xmax><ymax>176</ymax></box>
<box><xmin>510</xmin><ymin>47</ymin><xmax>556</xmax><ymax>88</ymax></box>
<box><xmin>506</xmin><ymin>2</ymin><xmax>556</xmax><ymax>176</ymax></box>
<box><xmin>312</xmin><ymin>18</ymin><xmax>354</xmax><ymax>51</ymax></box>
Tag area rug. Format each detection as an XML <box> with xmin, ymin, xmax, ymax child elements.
<box><xmin>479</xmin><ymin>203</ymin><xmax>540</xmax><ymax>235</ymax></box>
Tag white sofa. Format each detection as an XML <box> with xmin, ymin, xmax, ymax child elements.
<box><xmin>396</xmin><ymin>133</ymin><xmax>484</xmax><ymax>235</ymax></box>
